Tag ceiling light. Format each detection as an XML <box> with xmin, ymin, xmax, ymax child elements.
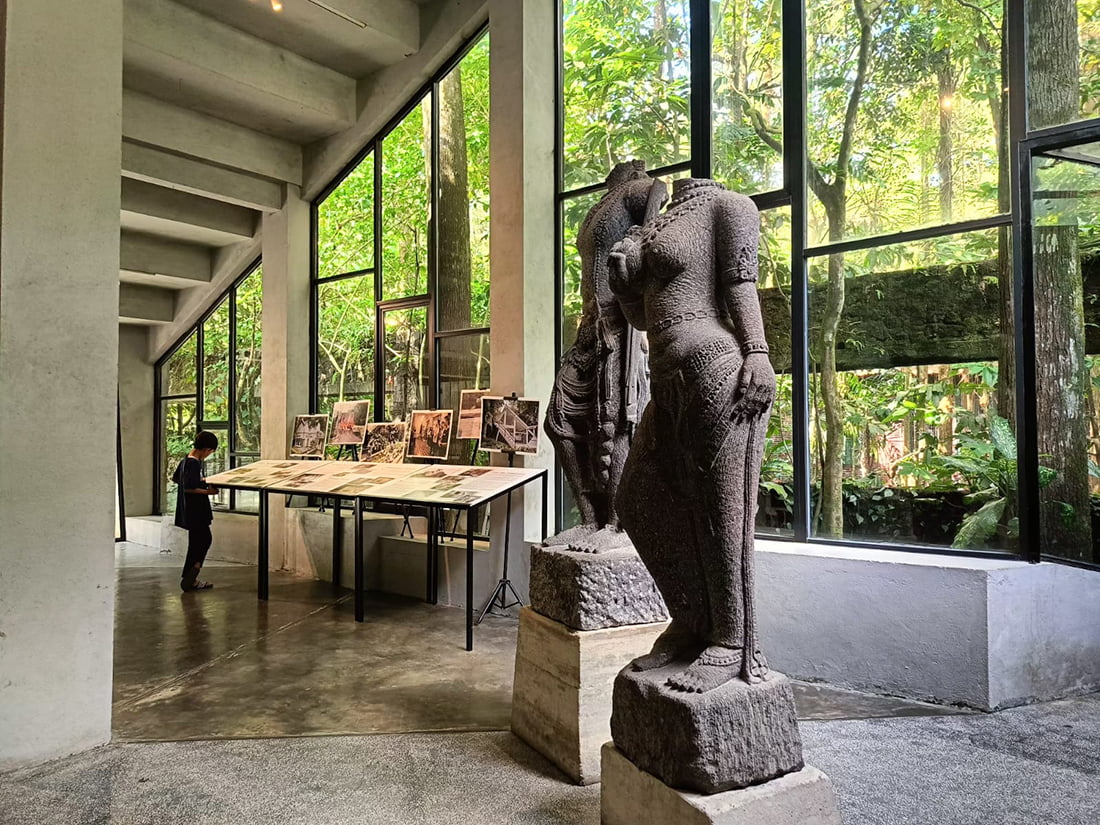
<box><xmin>270</xmin><ymin>0</ymin><xmax>283</xmax><ymax>11</ymax></box>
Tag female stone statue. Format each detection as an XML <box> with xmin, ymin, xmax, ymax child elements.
<box><xmin>544</xmin><ymin>160</ymin><xmax>666</xmax><ymax>552</ymax></box>
<box><xmin>609</xmin><ymin>178</ymin><xmax>775</xmax><ymax>694</ymax></box>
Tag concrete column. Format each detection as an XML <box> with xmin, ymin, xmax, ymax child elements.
<box><xmin>118</xmin><ymin>326</ymin><xmax>155</xmax><ymax>518</ymax></box>
<box><xmin>261</xmin><ymin>185</ymin><xmax>311</xmax><ymax>569</ymax></box>
<box><xmin>0</xmin><ymin>0</ymin><xmax>122</xmax><ymax>769</ymax></box>
<box><xmin>488</xmin><ymin>0</ymin><xmax>557</xmax><ymax>568</ymax></box>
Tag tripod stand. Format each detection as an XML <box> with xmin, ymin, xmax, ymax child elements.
<box><xmin>476</xmin><ymin>450</ymin><xmax>524</xmax><ymax>623</ymax></box>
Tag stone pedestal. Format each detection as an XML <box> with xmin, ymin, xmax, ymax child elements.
<box><xmin>601</xmin><ymin>744</ymin><xmax>842</xmax><ymax>825</ymax></box>
<box><xmin>611</xmin><ymin>666</ymin><xmax>803</xmax><ymax>793</ymax></box>
<box><xmin>511</xmin><ymin>607</ymin><xmax>669</xmax><ymax>784</ymax></box>
<box><xmin>530</xmin><ymin>545</ymin><xmax>668</xmax><ymax>630</ymax></box>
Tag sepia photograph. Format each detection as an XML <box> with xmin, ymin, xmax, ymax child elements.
<box><xmin>406</xmin><ymin>410</ymin><xmax>453</xmax><ymax>460</ymax></box>
<box><xmin>290</xmin><ymin>414</ymin><xmax>330</xmax><ymax>458</ymax></box>
<box><xmin>329</xmin><ymin>400</ymin><xmax>372</xmax><ymax>446</ymax></box>
<box><xmin>361</xmin><ymin>422</ymin><xmax>408</xmax><ymax>463</ymax></box>
<box><xmin>457</xmin><ymin>389</ymin><xmax>489</xmax><ymax>440</ymax></box>
<box><xmin>479</xmin><ymin>397</ymin><xmax>541</xmax><ymax>455</ymax></box>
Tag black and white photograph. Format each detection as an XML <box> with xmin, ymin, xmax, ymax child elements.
<box><xmin>329</xmin><ymin>400</ymin><xmax>371</xmax><ymax>446</ymax></box>
<box><xmin>457</xmin><ymin>389</ymin><xmax>489</xmax><ymax>440</ymax></box>
<box><xmin>406</xmin><ymin>410</ymin><xmax>453</xmax><ymax>460</ymax></box>
<box><xmin>289</xmin><ymin>415</ymin><xmax>330</xmax><ymax>458</ymax></box>
<box><xmin>361</xmin><ymin>422</ymin><xmax>407</xmax><ymax>463</ymax></box>
<box><xmin>479</xmin><ymin>396</ymin><xmax>541</xmax><ymax>455</ymax></box>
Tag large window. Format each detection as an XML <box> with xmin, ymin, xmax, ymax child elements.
<box><xmin>156</xmin><ymin>263</ymin><xmax>263</xmax><ymax>514</ymax></box>
<box><xmin>558</xmin><ymin>0</ymin><xmax>1100</xmax><ymax>566</ymax></box>
<box><xmin>313</xmin><ymin>31</ymin><xmax>490</xmax><ymax>453</ymax></box>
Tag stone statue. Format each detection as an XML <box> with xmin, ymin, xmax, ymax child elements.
<box><xmin>607</xmin><ymin>178</ymin><xmax>804</xmax><ymax>794</ymax></box>
<box><xmin>543</xmin><ymin>160</ymin><xmax>668</xmax><ymax>553</ymax></box>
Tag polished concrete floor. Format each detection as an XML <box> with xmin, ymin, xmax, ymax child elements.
<box><xmin>112</xmin><ymin>543</ymin><xmax>960</xmax><ymax>742</ymax></box>
<box><xmin>3</xmin><ymin>696</ymin><xmax>1098</xmax><ymax>825</ymax></box>
<box><xmin>2</xmin><ymin>544</ymin><xmax>1097</xmax><ymax>824</ymax></box>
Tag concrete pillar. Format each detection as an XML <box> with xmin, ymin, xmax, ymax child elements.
<box><xmin>0</xmin><ymin>0</ymin><xmax>122</xmax><ymax>769</ymax></box>
<box><xmin>261</xmin><ymin>185</ymin><xmax>310</xmax><ymax>568</ymax></box>
<box><xmin>488</xmin><ymin>0</ymin><xmax>557</xmax><ymax>567</ymax></box>
<box><xmin>118</xmin><ymin>326</ymin><xmax>155</xmax><ymax>517</ymax></box>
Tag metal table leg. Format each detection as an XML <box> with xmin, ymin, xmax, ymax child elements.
<box><xmin>466</xmin><ymin>512</ymin><xmax>474</xmax><ymax>651</ymax></box>
<box><xmin>332</xmin><ymin>497</ymin><xmax>342</xmax><ymax>591</ymax></box>
<box><xmin>258</xmin><ymin>490</ymin><xmax>269</xmax><ymax>601</ymax></box>
<box><xmin>354</xmin><ymin>496</ymin><xmax>365</xmax><ymax>622</ymax></box>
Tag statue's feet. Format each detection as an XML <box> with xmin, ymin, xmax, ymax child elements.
<box><xmin>666</xmin><ymin>646</ymin><xmax>744</xmax><ymax>693</ymax></box>
<box><xmin>542</xmin><ymin>524</ymin><xmax>597</xmax><ymax>548</ymax></box>
<box><xmin>630</xmin><ymin>624</ymin><xmax>698</xmax><ymax>672</ymax></box>
<box><xmin>569</xmin><ymin>525</ymin><xmax>633</xmax><ymax>553</ymax></box>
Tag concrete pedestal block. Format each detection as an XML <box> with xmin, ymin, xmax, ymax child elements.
<box><xmin>511</xmin><ymin>607</ymin><xmax>669</xmax><ymax>784</ymax></box>
<box><xmin>601</xmin><ymin>745</ymin><xmax>842</xmax><ymax>825</ymax></box>
<box><xmin>612</xmin><ymin>668</ymin><xmax>803</xmax><ymax>793</ymax></box>
<box><xmin>530</xmin><ymin>545</ymin><xmax>668</xmax><ymax>630</ymax></box>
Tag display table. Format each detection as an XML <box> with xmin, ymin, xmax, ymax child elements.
<box><xmin>205</xmin><ymin>459</ymin><xmax>548</xmax><ymax>650</ymax></box>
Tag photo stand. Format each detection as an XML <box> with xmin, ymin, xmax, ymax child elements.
<box><xmin>477</xmin><ymin>393</ymin><xmax>525</xmax><ymax>624</ymax></box>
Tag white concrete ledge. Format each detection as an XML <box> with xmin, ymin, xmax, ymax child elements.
<box><xmin>756</xmin><ymin>539</ymin><xmax>1100</xmax><ymax>710</ymax></box>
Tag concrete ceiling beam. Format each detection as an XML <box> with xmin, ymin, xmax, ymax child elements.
<box><xmin>119</xmin><ymin>282</ymin><xmax>176</xmax><ymax>324</ymax></box>
<box><xmin>122</xmin><ymin>91</ymin><xmax>302</xmax><ymax>185</ymax></box>
<box><xmin>122</xmin><ymin>141</ymin><xmax>285</xmax><ymax>212</ymax></box>
<box><xmin>121</xmin><ymin>179</ymin><xmax>257</xmax><ymax>247</ymax></box>
<box><xmin>120</xmin><ymin>230</ymin><xmax>213</xmax><ymax>289</ymax></box>
<box><xmin>123</xmin><ymin>0</ymin><xmax>357</xmax><ymax>143</ymax></box>
<box><xmin>167</xmin><ymin>0</ymin><xmax>421</xmax><ymax>77</ymax></box>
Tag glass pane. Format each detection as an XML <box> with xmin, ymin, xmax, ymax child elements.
<box><xmin>561</xmin><ymin>0</ymin><xmax>691</xmax><ymax>191</ymax></box>
<box><xmin>438</xmin><ymin>332</ymin><xmax>491</xmax><ymax>464</ymax></box>
<box><xmin>234</xmin><ymin>267</ymin><xmax>263</xmax><ymax>452</ymax></box>
<box><xmin>1028</xmin><ymin>1</ymin><xmax>1100</xmax><ymax>130</ymax></box>
<box><xmin>383</xmin><ymin>306</ymin><xmax>429</xmax><ymax>421</ymax></box>
<box><xmin>438</xmin><ymin>35</ymin><xmax>491</xmax><ymax>330</ymax></box>
<box><xmin>162</xmin><ymin>332</ymin><xmax>197</xmax><ymax>396</ymax></box>
<box><xmin>1032</xmin><ymin>152</ymin><xmax>1099</xmax><ymax>563</ymax></box>
<box><xmin>561</xmin><ymin>190</ymin><xmax>603</xmax><ymax>354</ymax></box>
<box><xmin>318</xmin><ymin>152</ymin><xmax>375</xmax><ymax>279</ymax></box>
<box><xmin>316</xmin><ymin>275</ymin><xmax>375</xmax><ymax>415</ymax></box>
<box><xmin>712</xmin><ymin>0</ymin><xmax>783</xmax><ymax>196</ymax></box>
<box><xmin>382</xmin><ymin>96</ymin><xmax>432</xmax><ymax>300</ymax></box>
<box><xmin>807</xmin><ymin>229</ymin><xmax>1013</xmax><ymax>552</ymax></box>
<box><xmin>162</xmin><ymin>398</ymin><xmax>197</xmax><ymax>514</ymax></box>
<box><xmin>756</xmin><ymin>208</ymin><xmax>794</xmax><ymax>536</ymax></box>
<box><xmin>231</xmin><ymin>455</ymin><xmax>260</xmax><ymax>513</ymax></box>
<box><xmin>806</xmin><ymin>0</ymin><xmax>1003</xmax><ymax>243</ymax></box>
<box><xmin>202</xmin><ymin>298</ymin><xmax>230</xmax><ymax>422</ymax></box>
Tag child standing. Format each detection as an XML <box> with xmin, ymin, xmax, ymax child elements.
<box><xmin>172</xmin><ymin>431</ymin><xmax>220</xmax><ymax>592</ymax></box>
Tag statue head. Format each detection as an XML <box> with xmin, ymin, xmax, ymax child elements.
<box><xmin>606</xmin><ymin>159</ymin><xmax>649</xmax><ymax>189</ymax></box>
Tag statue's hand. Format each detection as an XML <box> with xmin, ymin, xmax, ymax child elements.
<box><xmin>732</xmin><ymin>352</ymin><xmax>776</xmax><ymax>422</ymax></box>
<box><xmin>608</xmin><ymin>229</ymin><xmax>643</xmax><ymax>296</ymax></box>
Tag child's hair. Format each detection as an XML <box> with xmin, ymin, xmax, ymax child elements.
<box><xmin>194</xmin><ymin>431</ymin><xmax>219</xmax><ymax>451</ymax></box>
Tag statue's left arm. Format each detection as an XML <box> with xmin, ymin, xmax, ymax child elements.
<box><xmin>716</xmin><ymin>194</ymin><xmax>776</xmax><ymax>422</ymax></box>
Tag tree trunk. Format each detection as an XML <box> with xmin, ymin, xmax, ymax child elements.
<box><xmin>937</xmin><ymin>66</ymin><xmax>956</xmax><ymax>223</ymax></box>
<box><xmin>1029</xmin><ymin>0</ymin><xmax>1090</xmax><ymax>560</ymax></box>
<box><xmin>437</xmin><ymin>67</ymin><xmax>475</xmax><ymax>409</ymax></box>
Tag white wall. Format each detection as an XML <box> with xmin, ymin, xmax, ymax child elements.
<box><xmin>0</xmin><ymin>0</ymin><xmax>122</xmax><ymax>770</ymax></box>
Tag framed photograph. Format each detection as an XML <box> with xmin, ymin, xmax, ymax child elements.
<box><xmin>457</xmin><ymin>389</ymin><xmax>490</xmax><ymax>440</ymax></box>
<box><xmin>406</xmin><ymin>409</ymin><xmax>453</xmax><ymax>460</ymax></box>
<box><xmin>361</xmin><ymin>422</ymin><xmax>408</xmax><ymax>463</ymax></box>
<box><xmin>329</xmin><ymin>400</ymin><xmax>371</xmax><ymax>446</ymax></box>
<box><xmin>479</xmin><ymin>396</ymin><xmax>541</xmax><ymax>455</ymax></box>
<box><xmin>289</xmin><ymin>414</ymin><xmax>330</xmax><ymax>458</ymax></box>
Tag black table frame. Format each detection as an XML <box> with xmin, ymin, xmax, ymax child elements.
<box><xmin>249</xmin><ymin>468</ymin><xmax>548</xmax><ymax>651</ymax></box>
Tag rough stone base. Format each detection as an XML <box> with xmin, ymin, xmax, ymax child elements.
<box><xmin>511</xmin><ymin>607</ymin><xmax>669</xmax><ymax>784</ymax></box>
<box><xmin>601</xmin><ymin>744</ymin><xmax>842</xmax><ymax>825</ymax></box>
<box><xmin>611</xmin><ymin>666</ymin><xmax>803</xmax><ymax>793</ymax></box>
<box><xmin>530</xmin><ymin>544</ymin><xmax>668</xmax><ymax>630</ymax></box>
